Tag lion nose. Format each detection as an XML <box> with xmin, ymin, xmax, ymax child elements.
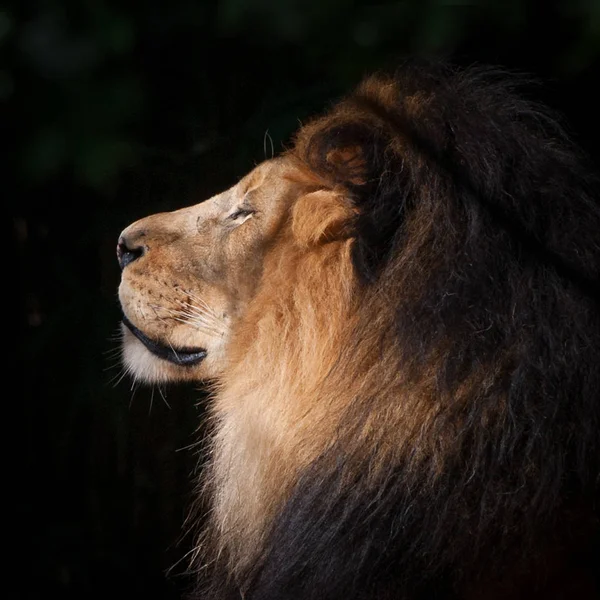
<box><xmin>117</xmin><ymin>235</ymin><xmax>145</xmax><ymax>270</ymax></box>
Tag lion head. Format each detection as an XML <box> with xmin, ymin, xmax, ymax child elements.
<box><xmin>117</xmin><ymin>156</ymin><xmax>335</xmax><ymax>382</ymax></box>
<box><xmin>118</xmin><ymin>63</ymin><xmax>600</xmax><ymax>599</ymax></box>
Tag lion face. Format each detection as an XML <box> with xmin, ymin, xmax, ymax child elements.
<box><xmin>118</xmin><ymin>158</ymin><xmax>303</xmax><ymax>383</ymax></box>
<box><xmin>118</xmin><ymin>156</ymin><xmax>352</xmax><ymax>383</ymax></box>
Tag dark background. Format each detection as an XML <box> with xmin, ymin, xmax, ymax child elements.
<box><xmin>8</xmin><ymin>1</ymin><xmax>600</xmax><ymax>598</ymax></box>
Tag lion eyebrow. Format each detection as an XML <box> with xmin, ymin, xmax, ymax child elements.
<box><xmin>242</xmin><ymin>188</ymin><xmax>258</xmax><ymax>201</ymax></box>
<box><xmin>240</xmin><ymin>164</ymin><xmax>270</xmax><ymax>193</ymax></box>
<box><xmin>242</xmin><ymin>182</ymin><xmax>261</xmax><ymax>197</ymax></box>
<box><xmin>236</xmin><ymin>181</ymin><xmax>255</xmax><ymax>199</ymax></box>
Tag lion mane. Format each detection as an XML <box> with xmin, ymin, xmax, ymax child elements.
<box><xmin>185</xmin><ymin>64</ymin><xmax>600</xmax><ymax>599</ymax></box>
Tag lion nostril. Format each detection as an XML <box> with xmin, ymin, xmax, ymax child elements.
<box><xmin>117</xmin><ymin>238</ymin><xmax>145</xmax><ymax>270</ymax></box>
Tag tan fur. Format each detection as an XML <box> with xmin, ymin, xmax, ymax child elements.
<box><xmin>117</xmin><ymin>67</ymin><xmax>600</xmax><ymax>600</ymax></box>
<box><xmin>209</xmin><ymin>234</ymin><xmax>357</xmax><ymax>573</ymax></box>
<box><xmin>117</xmin><ymin>151</ymin><xmax>538</xmax><ymax>584</ymax></box>
<box><xmin>118</xmin><ymin>158</ymin><xmax>300</xmax><ymax>382</ymax></box>
<box><xmin>117</xmin><ymin>153</ymin><xmax>485</xmax><ymax>573</ymax></box>
<box><xmin>118</xmin><ymin>156</ymin><xmax>362</xmax><ymax>570</ymax></box>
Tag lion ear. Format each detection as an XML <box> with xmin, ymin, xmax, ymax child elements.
<box><xmin>292</xmin><ymin>190</ymin><xmax>356</xmax><ymax>247</ymax></box>
<box><xmin>324</xmin><ymin>145</ymin><xmax>367</xmax><ymax>186</ymax></box>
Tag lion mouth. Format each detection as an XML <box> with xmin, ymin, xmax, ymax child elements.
<box><xmin>122</xmin><ymin>316</ymin><xmax>207</xmax><ymax>367</ymax></box>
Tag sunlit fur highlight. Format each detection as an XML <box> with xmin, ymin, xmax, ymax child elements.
<box><xmin>206</xmin><ymin>232</ymin><xmax>357</xmax><ymax>572</ymax></box>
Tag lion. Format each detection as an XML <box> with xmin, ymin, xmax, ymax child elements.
<box><xmin>117</xmin><ymin>63</ymin><xmax>600</xmax><ymax>599</ymax></box>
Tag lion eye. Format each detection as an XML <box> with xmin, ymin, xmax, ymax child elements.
<box><xmin>229</xmin><ymin>208</ymin><xmax>254</xmax><ymax>221</ymax></box>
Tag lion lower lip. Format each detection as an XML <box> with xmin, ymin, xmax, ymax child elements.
<box><xmin>122</xmin><ymin>316</ymin><xmax>207</xmax><ymax>367</ymax></box>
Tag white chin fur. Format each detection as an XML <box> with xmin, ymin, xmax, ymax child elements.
<box><xmin>121</xmin><ymin>328</ymin><xmax>176</xmax><ymax>384</ymax></box>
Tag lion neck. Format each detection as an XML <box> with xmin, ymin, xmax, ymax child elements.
<box><xmin>206</xmin><ymin>236</ymin><xmax>357</xmax><ymax>575</ymax></box>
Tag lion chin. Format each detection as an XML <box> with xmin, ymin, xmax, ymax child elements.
<box><xmin>120</xmin><ymin>316</ymin><xmax>207</xmax><ymax>384</ymax></box>
<box><xmin>117</xmin><ymin>62</ymin><xmax>600</xmax><ymax>600</ymax></box>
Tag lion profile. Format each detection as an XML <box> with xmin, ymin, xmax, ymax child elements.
<box><xmin>117</xmin><ymin>63</ymin><xmax>600</xmax><ymax>599</ymax></box>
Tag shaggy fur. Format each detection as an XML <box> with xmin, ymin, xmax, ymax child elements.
<box><xmin>199</xmin><ymin>64</ymin><xmax>600</xmax><ymax>599</ymax></box>
<box><xmin>119</xmin><ymin>62</ymin><xmax>600</xmax><ymax>600</ymax></box>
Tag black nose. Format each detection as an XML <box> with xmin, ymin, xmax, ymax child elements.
<box><xmin>117</xmin><ymin>237</ymin><xmax>145</xmax><ymax>270</ymax></box>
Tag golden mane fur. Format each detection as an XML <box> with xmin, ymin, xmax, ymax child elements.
<box><xmin>117</xmin><ymin>63</ymin><xmax>600</xmax><ymax>600</ymax></box>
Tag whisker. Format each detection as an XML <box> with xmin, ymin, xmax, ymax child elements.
<box><xmin>175</xmin><ymin>302</ymin><xmax>215</xmax><ymax>318</ymax></box>
<box><xmin>148</xmin><ymin>304</ymin><xmax>179</xmax><ymax>318</ymax></box>
<box><xmin>171</xmin><ymin>306</ymin><xmax>215</xmax><ymax>324</ymax></box>
<box><xmin>158</xmin><ymin>385</ymin><xmax>172</xmax><ymax>410</ymax></box>
<box><xmin>176</xmin><ymin>300</ymin><xmax>222</xmax><ymax>325</ymax></box>
<box><xmin>103</xmin><ymin>360</ymin><xmax>122</xmax><ymax>373</ymax></box>
<box><xmin>182</xmin><ymin>291</ymin><xmax>222</xmax><ymax>321</ymax></box>
<box><xmin>129</xmin><ymin>380</ymin><xmax>140</xmax><ymax>409</ymax></box>
<box><xmin>166</xmin><ymin>339</ymin><xmax>182</xmax><ymax>363</ymax></box>
<box><xmin>108</xmin><ymin>367</ymin><xmax>129</xmax><ymax>388</ymax></box>
<box><xmin>151</xmin><ymin>304</ymin><xmax>221</xmax><ymax>330</ymax></box>
<box><xmin>150</xmin><ymin>304</ymin><xmax>171</xmax><ymax>324</ymax></box>
<box><xmin>173</xmin><ymin>316</ymin><xmax>223</xmax><ymax>338</ymax></box>
<box><xmin>103</xmin><ymin>346</ymin><xmax>123</xmax><ymax>359</ymax></box>
<box><xmin>150</xmin><ymin>304</ymin><xmax>224</xmax><ymax>337</ymax></box>
<box><xmin>107</xmin><ymin>326</ymin><xmax>125</xmax><ymax>342</ymax></box>
<box><xmin>264</xmin><ymin>128</ymin><xmax>274</xmax><ymax>160</ymax></box>
<box><xmin>149</xmin><ymin>386</ymin><xmax>155</xmax><ymax>415</ymax></box>
<box><xmin>147</xmin><ymin>298</ymin><xmax>227</xmax><ymax>338</ymax></box>
<box><xmin>102</xmin><ymin>344</ymin><xmax>123</xmax><ymax>356</ymax></box>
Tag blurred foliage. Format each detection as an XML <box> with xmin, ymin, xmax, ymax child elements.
<box><xmin>6</xmin><ymin>0</ymin><xmax>600</xmax><ymax>191</ymax></box>
<box><xmin>8</xmin><ymin>1</ymin><xmax>600</xmax><ymax>599</ymax></box>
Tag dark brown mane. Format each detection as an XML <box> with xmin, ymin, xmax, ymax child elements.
<box><xmin>199</xmin><ymin>62</ymin><xmax>600</xmax><ymax>600</ymax></box>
